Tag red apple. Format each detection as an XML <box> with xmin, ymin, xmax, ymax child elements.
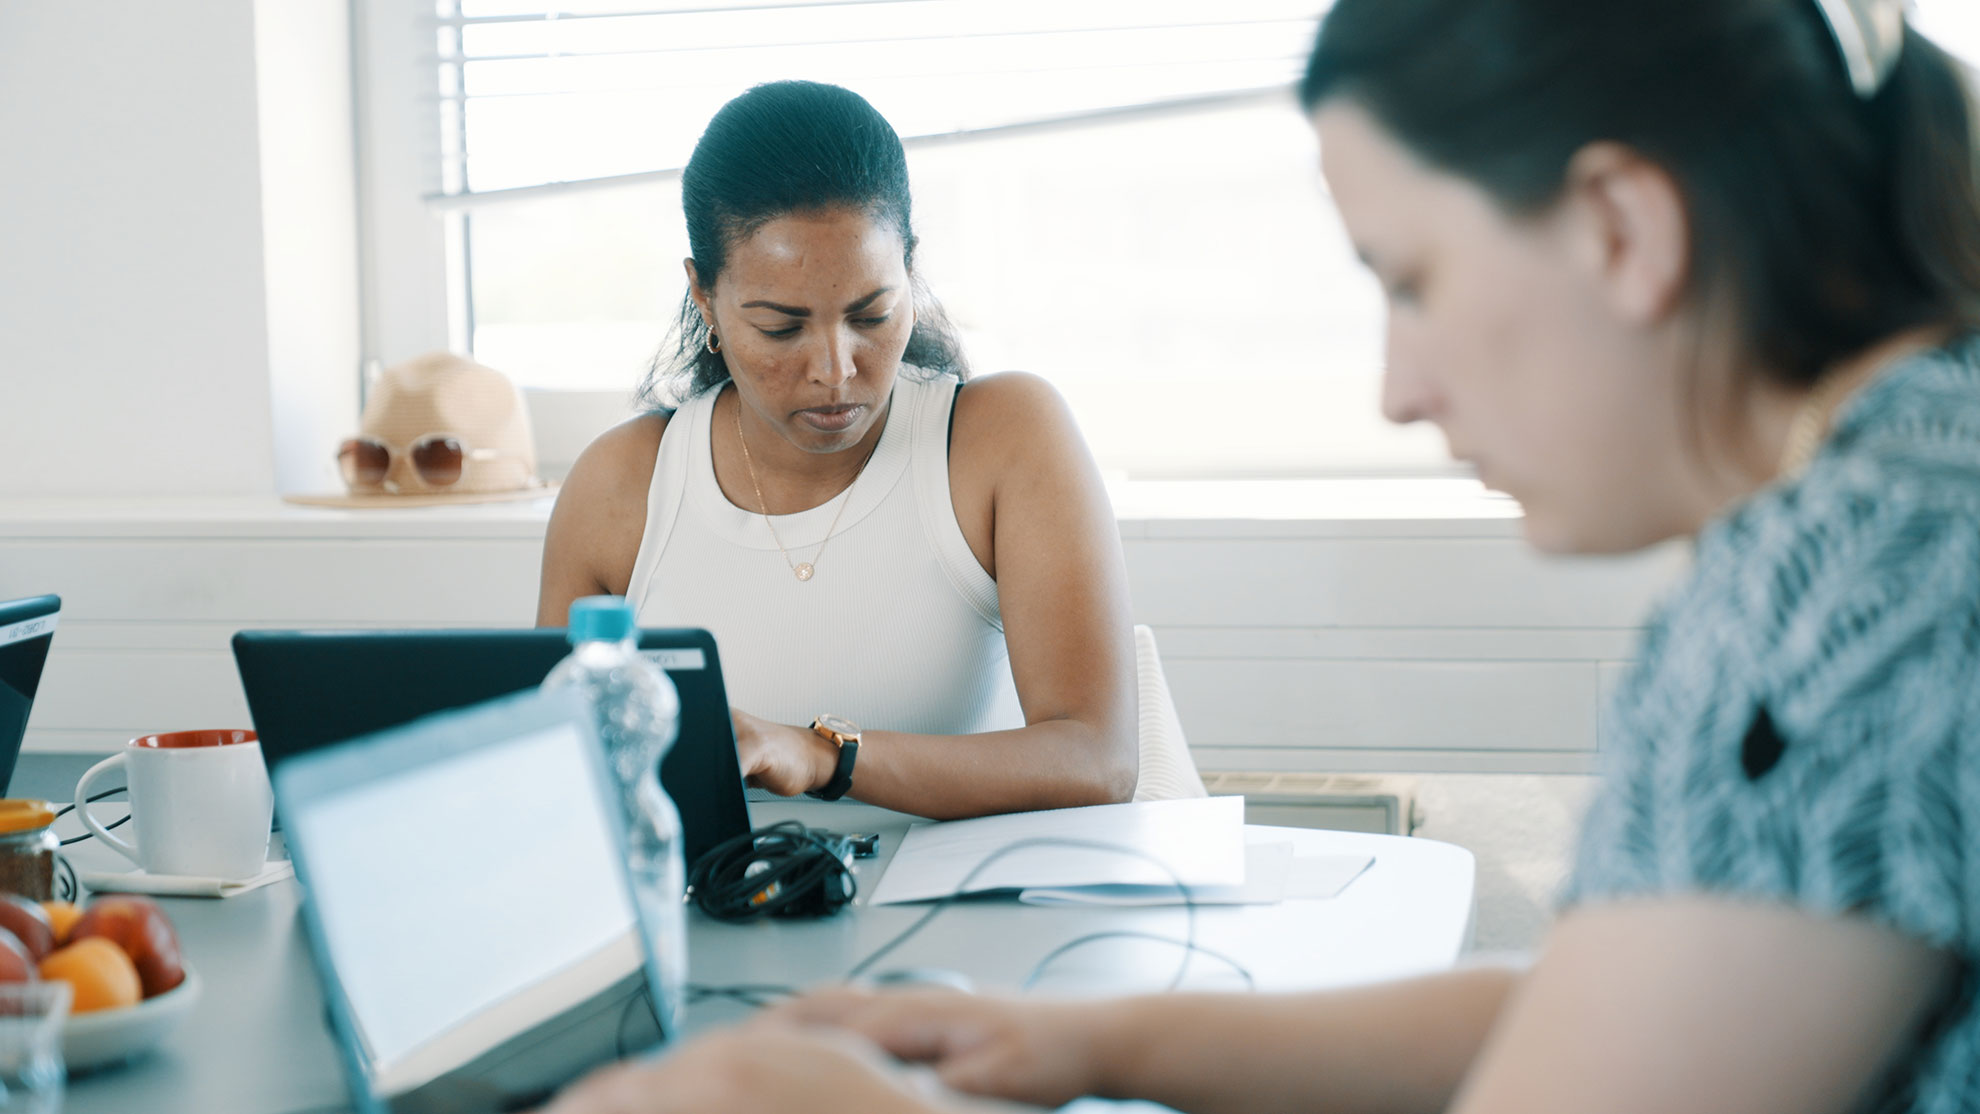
<box><xmin>69</xmin><ymin>896</ymin><xmax>184</xmax><ymax>998</ymax></box>
<box><xmin>0</xmin><ymin>929</ymin><xmax>34</xmax><ymax>983</ymax></box>
<box><xmin>0</xmin><ymin>897</ymin><xmax>55</xmax><ymax>963</ymax></box>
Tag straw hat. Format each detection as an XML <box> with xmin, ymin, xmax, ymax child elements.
<box><xmin>284</xmin><ymin>352</ymin><xmax>556</xmax><ymax>509</ymax></box>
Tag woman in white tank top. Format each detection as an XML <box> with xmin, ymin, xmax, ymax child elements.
<box><xmin>537</xmin><ymin>82</ymin><xmax>1137</xmax><ymax>819</ymax></box>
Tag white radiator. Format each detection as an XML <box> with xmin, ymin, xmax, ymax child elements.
<box><xmin>1202</xmin><ymin>772</ymin><xmax>1422</xmax><ymax>836</ymax></box>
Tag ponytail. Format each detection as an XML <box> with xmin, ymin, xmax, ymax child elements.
<box><xmin>1883</xmin><ymin>29</ymin><xmax>1980</xmax><ymax>334</ymax></box>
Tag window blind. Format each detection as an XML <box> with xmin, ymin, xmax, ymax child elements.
<box><xmin>431</xmin><ymin>0</ymin><xmax>1327</xmax><ymax>202</ymax></box>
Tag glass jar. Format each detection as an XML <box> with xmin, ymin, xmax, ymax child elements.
<box><xmin>0</xmin><ymin>801</ymin><xmax>60</xmax><ymax>902</ymax></box>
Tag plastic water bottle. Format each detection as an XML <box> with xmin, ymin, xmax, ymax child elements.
<box><xmin>542</xmin><ymin>595</ymin><xmax>687</xmax><ymax>1040</ymax></box>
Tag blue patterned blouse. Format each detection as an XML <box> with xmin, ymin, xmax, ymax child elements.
<box><xmin>1564</xmin><ymin>333</ymin><xmax>1980</xmax><ymax>1112</ymax></box>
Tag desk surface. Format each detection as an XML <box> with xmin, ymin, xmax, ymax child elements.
<box><xmin>13</xmin><ymin>754</ymin><xmax>1473</xmax><ymax>1114</ymax></box>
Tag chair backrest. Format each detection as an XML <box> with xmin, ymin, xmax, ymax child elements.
<box><xmin>1133</xmin><ymin>624</ymin><xmax>1208</xmax><ymax>801</ymax></box>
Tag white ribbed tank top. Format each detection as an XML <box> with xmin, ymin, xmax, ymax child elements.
<box><xmin>625</xmin><ymin>372</ymin><xmax>1024</xmax><ymax>736</ymax></box>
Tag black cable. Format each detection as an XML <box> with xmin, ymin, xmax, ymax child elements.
<box><xmin>846</xmin><ymin>837</ymin><xmax>1214</xmax><ymax>992</ymax></box>
<box><xmin>53</xmin><ymin>855</ymin><xmax>76</xmax><ymax>902</ymax></box>
<box><xmin>687</xmin><ymin>821</ymin><xmax>856</xmax><ymax>921</ymax></box>
<box><xmin>1021</xmin><ymin>930</ymin><xmax>1255</xmax><ymax>992</ymax></box>
<box><xmin>613</xmin><ymin>980</ymin><xmax>800</xmax><ymax>1058</ymax></box>
<box><xmin>687</xmin><ymin>982</ymin><xmax>798</xmax><ymax>1009</ymax></box>
<box><xmin>54</xmin><ymin>787</ymin><xmax>131</xmax><ymax>847</ymax></box>
<box><xmin>614</xmin><ymin>985</ymin><xmax>663</xmax><ymax>1061</ymax></box>
<box><xmin>599</xmin><ymin>833</ymin><xmax>1246</xmax><ymax>1067</ymax></box>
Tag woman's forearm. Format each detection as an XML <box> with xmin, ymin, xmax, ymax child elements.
<box><xmin>1082</xmin><ymin>967</ymin><xmax>1518</xmax><ymax>1114</ymax></box>
<box><xmin>848</xmin><ymin>718</ymin><xmax>1135</xmax><ymax>819</ymax></box>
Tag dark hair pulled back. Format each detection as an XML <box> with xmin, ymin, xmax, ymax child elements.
<box><xmin>635</xmin><ymin>81</ymin><xmax>967</xmax><ymax>410</ymax></box>
<box><xmin>1301</xmin><ymin>0</ymin><xmax>1980</xmax><ymax>387</ymax></box>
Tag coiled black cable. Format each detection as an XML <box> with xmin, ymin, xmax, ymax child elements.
<box><xmin>686</xmin><ymin>820</ymin><xmax>857</xmax><ymax>921</ymax></box>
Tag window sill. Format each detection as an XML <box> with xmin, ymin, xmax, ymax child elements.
<box><xmin>0</xmin><ymin>478</ymin><xmax>1523</xmax><ymax>541</ymax></box>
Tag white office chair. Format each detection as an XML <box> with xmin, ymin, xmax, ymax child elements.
<box><xmin>1133</xmin><ymin>624</ymin><xmax>1209</xmax><ymax>801</ymax></box>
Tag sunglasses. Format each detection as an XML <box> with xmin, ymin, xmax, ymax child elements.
<box><xmin>336</xmin><ymin>434</ymin><xmax>515</xmax><ymax>491</ymax></box>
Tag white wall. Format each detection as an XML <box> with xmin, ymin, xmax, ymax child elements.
<box><xmin>255</xmin><ymin>0</ymin><xmax>364</xmax><ymax>495</ymax></box>
<box><xmin>0</xmin><ymin>489</ymin><xmax>1687</xmax><ymax>775</ymax></box>
<box><xmin>0</xmin><ymin>0</ymin><xmax>359</xmax><ymax>498</ymax></box>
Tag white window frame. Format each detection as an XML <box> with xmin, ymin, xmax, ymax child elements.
<box><xmin>352</xmin><ymin>1</ymin><xmax>1322</xmax><ymax>390</ymax></box>
<box><xmin>348</xmin><ymin>1</ymin><xmax>1442</xmax><ymax>482</ymax></box>
<box><xmin>353</xmin><ymin>0</ymin><xmax>470</xmax><ymax>398</ymax></box>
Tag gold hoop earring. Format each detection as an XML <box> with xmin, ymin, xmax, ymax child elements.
<box><xmin>707</xmin><ymin>332</ymin><xmax>722</xmax><ymax>354</ymax></box>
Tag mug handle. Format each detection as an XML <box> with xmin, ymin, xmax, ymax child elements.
<box><xmin>75</xmin><ymin>755</ymin><xmax>141</xmax><ymax>866</ymax></box>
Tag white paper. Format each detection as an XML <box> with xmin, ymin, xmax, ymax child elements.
<box><xmin>867</xmin><ymin>796</ymin><xmax>1246</xmax><ymax>906</ymax></box>
<box><xmin>1286</xmin><ymin>852</ymin><xmax>1375</xmax><ymax>899</ymax></box>
<box><xmin>1020</xmin><ymin>841</ymin><xmax>1294</xmax><ymax>906</ymax></box>
<box><xmin>1017</xmin><ymin>842</ymin><xmax>1376</xmax><ymax>907</ymax></box>
<box><xmin>80</xmin><ymin>860</ymin><xmax>294</xmax><ymax>899</ymax></box>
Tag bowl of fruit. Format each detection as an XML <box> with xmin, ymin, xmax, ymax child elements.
<box><xmin>0</xmin><ymin>893</ymin><xmax>198</xmax><ymax>1073</ymax></box>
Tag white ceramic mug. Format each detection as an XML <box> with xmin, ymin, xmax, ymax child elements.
<box><xmin>75</xmin><ymin>729</ymin><xmax>274</xmax><ymax>880</ymax></box>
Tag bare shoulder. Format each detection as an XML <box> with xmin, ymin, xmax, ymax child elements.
<box><xmin>945</xmin><ymin>373</ymin><xmax>1106</xmax><ymax>580</ymax></box>
<box><xmin>541</xmin><ymin>412</ymin><xmax>669</xmax><ymax>605</ymax></box>
<box><xmin>560</xmin><ymin>412</ymin><xmax>668</xmax><ymax>512</ymax></box>
<box><xmin>948</xmin><ymin>371</ymin><xmax>1083</xmax><ymax>473</ymax></box>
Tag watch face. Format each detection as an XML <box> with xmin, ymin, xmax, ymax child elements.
<box><xmin>816</xmin><ymin>714</ymin><xmax>861</xmax><ymax>738</ymax></box>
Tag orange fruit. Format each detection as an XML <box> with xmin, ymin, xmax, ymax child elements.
<box><xmin>38</xmin><ymin>938</ymin><xmax>141</xmax><ymax>1013</ymax></box>
<box><xmin>39</xmin><ymin>902</ymin><xmax>81</xmax><ymax>946</ymax></box>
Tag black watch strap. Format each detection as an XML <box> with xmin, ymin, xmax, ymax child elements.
<box><xmin>806</xmin><ymin>735</ymin><xmax>859</xmax><ymax>801</ymax></box>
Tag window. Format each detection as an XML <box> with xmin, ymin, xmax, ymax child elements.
<box><xmin>1915</xmin><ymin>2</ymin><xmax>1980</xmax><ymax>70</ymax></box>
<box><xmin>398</xmin><ymin>0</ymin><xmax>1449</xmax><ymax>478</ymax></box>
<box><xmin>462</xmin><ymin>91</ymin><xmax>1447</xmax><ymax>477</ymax></box>
<box><xmin>360</xmin><ymin>1</ymin><xmax>1980</xmax><ymax>480</ymax></box>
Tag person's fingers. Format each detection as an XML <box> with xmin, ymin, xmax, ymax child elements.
<box><xmin>760</xmin><ymin>983</ymin><xmax>876</xmax><ymax>1026</ymax></box>
<box><xmin>732</xmin><ymin>733</ymin><xmax>775</xmax><ymax>783</ymax></box>
<box><xmin>935</xmin><ymin>1044</ymin><xmax>1011</xmax><ymax>1097</ymax></box>
<box><xmin>728</xmin><ymin>713</ymin><xmax>811</xmax><ymax>793</ymax></box>
<box><xmin>801</xmin><ymin>989</ymin><xmax>996</xmax><ymax>1064</ymax></box>
<box><xmin>536</xmin><ymin>1061</ymin><xmax>659</xmax><ymax>1114</ymax></box>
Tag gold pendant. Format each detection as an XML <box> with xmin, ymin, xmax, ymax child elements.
<box><xmin>794</xmin><ymin>563</ymin><xmax>815</xmax><ymax>581</ymax></box>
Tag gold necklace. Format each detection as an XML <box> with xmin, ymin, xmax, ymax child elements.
<box><xmin>733</xmin><ymin>393</ymin><xmax>880</xmax><ymax>582</ymax></box>
<box><xmin>1777</xmin><ymin>359</ymin><xmax>1886</xmax><ymax>478</ymax></box>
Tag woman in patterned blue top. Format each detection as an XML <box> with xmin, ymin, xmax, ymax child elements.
<box><xmin>541</xmin><ymin>1</ymin><xmax>1980</xmax><ymax>1112</ymax></box>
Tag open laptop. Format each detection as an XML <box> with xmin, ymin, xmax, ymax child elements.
<box><xmin>232</xmin><ymin>628</ymin><xmax>751</xmax><ymax>865</ymax></box>
<box><xmin>275</xmin><ymin>687</ymin><xmax>669</xmax><ymax>1114</ymax></box>
<box><xmin>0</xmin><ymin>595</ymin><xmax>60</xmax><ymax>793</ymax></box>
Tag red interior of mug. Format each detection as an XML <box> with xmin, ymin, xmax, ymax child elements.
<box><xmin>133</xmin><ymin>729</ymin><xmax>258</xmax><ymax>749</ymax></box>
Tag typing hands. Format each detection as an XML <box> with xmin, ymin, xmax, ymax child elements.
<box><xmin>769</xmin><ymin>985</ymin><xmax>1109</xmax><ymax>1108</ymax></box>
<box><xmin>730</xmin><ymin>709</ymin><xmax>835</xmax><ymax>797</ymax></box>
<box><xmin>537</xmin><ymin>985</ymin><xmax>1106</xmax><ymax>1114</ymax></box>
<box><xmin>535</xmin><ymin>1021</ymin><xmax>945</xmax><ymax>1114</ymax></box>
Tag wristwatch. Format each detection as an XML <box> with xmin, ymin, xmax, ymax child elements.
<box><xmin>805</xmin><ymin>714</ymin><xmax>861</xmax><ymax>801</ymax></box>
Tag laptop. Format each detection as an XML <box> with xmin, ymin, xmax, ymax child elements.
<box><xmin>275</xmin><ymin>687</ymin><xmax>669</xmax><ymax>1113</ymax></box>
<box><xmin>232</xmin><ymin>628</ymin><xmax>751</xmax><ymax>866</ymax></box>
<box><xmin>0</xmin><ymin>595</ymin><xmax>60</xmax><ymax>793</ymax></box>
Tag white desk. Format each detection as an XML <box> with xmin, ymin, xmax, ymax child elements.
<box><xmin>27</xmin><ymin>774</ymin><xmax>1472</xmax><ymax>1114</ymax></box>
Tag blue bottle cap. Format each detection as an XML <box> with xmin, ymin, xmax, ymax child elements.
<box><xmin>566</xmin><ymin>596</ymin><xmax>635</xmax><ymax>644</ymax></box>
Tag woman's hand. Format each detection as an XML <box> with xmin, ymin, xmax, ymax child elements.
<box><xmin>768</xmin><ymin>985</ymin><xmax>1113</xmax><ymax>1108</ymax></box>
<box><xmin>731</xmin><ymin>709</ymin><xmax>835</xmax><ymax>796</ymax></box>
<box><xmin>536</xmin><ymin>1024</ymin><xmax>950</xmax><ymax>1114</ymax></box>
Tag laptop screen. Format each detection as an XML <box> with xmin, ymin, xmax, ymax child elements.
<box><xmin>279</xmin><ymin>691</ymin><xmax>656</xmax><ymax>1108</ymax></box>
<box><xmin>233</xmin><ymin>627</ymin><xmax>751</xmax><ymax>867</ymax></box>
<box><xmin>0</xmin><ymin>597</ymin><xmax>59</xmax><ymax>792</ymax></box>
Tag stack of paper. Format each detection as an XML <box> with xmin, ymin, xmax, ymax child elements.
<box><xmin>1020</xmin><ymin>840</ymin><xmax>1372</xmax><ymax>906</ymax></box>
<box><xmin>866</xmin><ymin>797</ymin><xmax>1374</xmax><ymax>907</ymax></box>
<box><xmin>868</xmin><ymin>797</ymin><xmax>1245</xmax><ymax>905</ymax></box>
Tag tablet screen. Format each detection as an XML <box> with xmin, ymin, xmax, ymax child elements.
<box><xmin>286</xmin><ymin>721</ymin><xmax>640</xmax><ymax>1097</ymax></box>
